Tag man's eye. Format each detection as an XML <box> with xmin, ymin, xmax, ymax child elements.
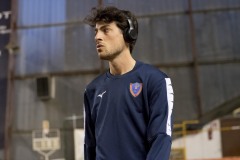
<box><xmin>94</xmin><ymin>29</ymin><xmax>98</xmax><ymax>35</ymax></box>
<box><xmin>103</xmin><ymin>28</ymin><xmax>109</xmax><ymax>33</ymax></box>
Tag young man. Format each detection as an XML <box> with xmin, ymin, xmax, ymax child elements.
<box><xmin>84</xmin><ymin>6</ymin><xmax>174</xmax><ymax>160</ymax></box>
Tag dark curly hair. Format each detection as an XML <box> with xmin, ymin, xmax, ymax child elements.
<box><xmin>84</xmin><ymin>6</ymin><xmax>138</xmax><ymax>53</ymax></box>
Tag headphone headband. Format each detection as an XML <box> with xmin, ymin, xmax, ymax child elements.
<box><xmin>127</xmin><ymin>18</ymin><xmax>134</xmax><ymax>30</ymax></box>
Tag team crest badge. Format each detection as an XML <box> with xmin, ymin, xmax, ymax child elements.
<box><xmin>130</xmin><ymin>82</ymin><xmax>143</xmax><ymax>97</ymax></box>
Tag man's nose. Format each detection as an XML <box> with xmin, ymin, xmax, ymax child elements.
<box><xmin>95</xmin><ymin>32</ymin><xmax>102</xmax><ymax>41</ymax></box>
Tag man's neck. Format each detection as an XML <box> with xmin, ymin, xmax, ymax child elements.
<box><xmin>108</xmin><ymin>51</ymin><xmax>136</xmax><ymax>75</ymax></box>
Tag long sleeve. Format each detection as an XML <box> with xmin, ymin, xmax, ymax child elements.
<box><xmin>84</xmin><ymin>90</ymin><xmax>96</xmax><ymax>160</ymax></box>
<box><xmin>146</xmin><ymin>77</ymin><xmax>174</xmax><ymax>160</ymax></box>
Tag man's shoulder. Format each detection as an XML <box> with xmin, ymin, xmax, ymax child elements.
<box><xmin>139</xmin><ymin>61</ymin><xmax>168</xmax><ymax>79</ymax></box>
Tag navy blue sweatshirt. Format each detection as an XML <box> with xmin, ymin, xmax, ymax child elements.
<box><xmin>84</xmin><ymin>61</ymin><xmax>174</xmax><ymax>160</ymax></box>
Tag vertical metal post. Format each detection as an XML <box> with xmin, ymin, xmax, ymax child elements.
<box><xmin>187</xmin><ymin>0</ymin><xmax>203</xmax><ymax>118</ymax></box>
<box><xmin>4</xmin><ymin>0</ymin><xmax>18</xmax><ymax>159</ymax></box>
<box><xmin>182</xmin><ymin>120</ymin><xmax>199</xmax><ymax>160</ymax></box>
<box><xmin>182</xmin><ymin>123</ymin><xmax>187</xmax><ymax>160</ymax></box>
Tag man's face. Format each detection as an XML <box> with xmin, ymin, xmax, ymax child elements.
<box><xmin>95</xmin><ymin>21</ymin><xmax>126</xmax><ymax>60</ymax></box>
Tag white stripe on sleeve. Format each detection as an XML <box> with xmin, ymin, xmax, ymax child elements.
<box><xmin>165</xmin><ymin>78</ymin><xmax>174</xmax><ymax>136</ymax></box>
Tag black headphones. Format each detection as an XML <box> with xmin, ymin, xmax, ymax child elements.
<box><xmin>124</xmin><ymin>17</ymin><xmax>137</xmax><ymax>42</ymax></box>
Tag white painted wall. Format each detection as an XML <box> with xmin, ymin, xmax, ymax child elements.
<box><xmin>74</xmin><ymin>129</ymin><xmax>84</xmax><ymax>160</ymax></box>
<box><xmin>172</xmin><ymin>119</ymin><xmax>222</xmax><ymax>159</ymax></box>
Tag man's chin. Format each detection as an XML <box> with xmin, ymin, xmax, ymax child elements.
<box><xmin>98</xmin><ymin>52</ymin><xmax>105</xmax><ymax>58</ymax></box>
<box><xmin>98</xmin><ymin>53</ymin><xmax>112</xmax><ymax>60</ymax></box>
<box><xmin>98</xmin><ymin>52</ymin><xmax>104</xmax><ymax>57</ymax></box>
<box><xmin>99</xmin><ymin>55</ymin><xmax>110</xmax><ymax>60</ymax></box>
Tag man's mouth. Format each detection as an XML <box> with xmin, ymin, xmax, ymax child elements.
<box><xmin>96</xmin><ymin>44</ymin><xmax>103</xmax><ymax>49</ymax></box>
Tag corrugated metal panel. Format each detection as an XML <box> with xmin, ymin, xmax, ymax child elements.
<box><xmin>135</xmin><ymin>15</ymin><xmax>192</xmax><ymax>64</ymax></box>
<box><xmin>13</xmin><ymin>74</ymin><xmax>95</xmax><ymax>159</ymax></box>
<box><xmin>15</xmin><ymin>26</ymin><xmax>65</xmax><ymax>75</ymax></box>
<box><xmin>105</xmin><ymin>0</ymin><xmax>188</xmax><ymax>16</ymax></box>
<box><xmin>16</xmin><ymin>24</ymin><xmax>101</xmax><ymax>75</ymax></box>
<box><xmin>192</xmin><ymin>0</ymin><xmax>240</xmax><ymax>10</ymax></box>
<box><xmin>64</xmin><ymin>24</ymin><xmax>100</xmax><ymax>70</ymax></box>
<box><xmin>194</xmin><ymin>11</ymin><xmax>240</xmax><ymax>61</ymax></box>
<box><xmin>162</xmin><ymin>67</ymin><xmax>199</xmax><ymax>121</ymax></box>
<box><xmin>200</xmin><ymin>63</ymin><xmax>240</xmax><ymax>114</ymax></box>
<box><xmin>66</xmin><ymin>0</ymin><xmax>97</xmax><ymax>20</ymax></box>
<box><xmin>18</xmin><ymin>0</ymin><xmax>66</xmax><ymax>26</ymax></box>
<box><xmin>14</xmin><ymin>75</ymin><xmax>94</xmax><ymax>130</ymax></box>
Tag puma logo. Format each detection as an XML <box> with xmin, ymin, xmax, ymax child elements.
<box><xmin>97</xmin><ymin>91</ymin><xmax>106</xmax><ymax>98</ymax></box>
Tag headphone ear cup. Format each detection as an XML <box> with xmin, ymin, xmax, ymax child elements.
<box><xmin>123</xmin><ymin>28</ymin><xmax>131</xmax><ymax>42</ymax></box>
<box><xmin>128</xmin><ymin>28</ymin><xmax>137</xmax><ymax>41</ymax></box>
<box><xmin>124</xmin><ymin>18</ymin><xmax>137</xmax><ymax>42</ymax></box>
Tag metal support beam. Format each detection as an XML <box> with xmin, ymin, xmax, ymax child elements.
<box><xmin>187</xmin><ymin>0</ymin><xmax>203</xmax><ymax>118</ymax></box>
<box><xmin>4</xmin><ymin>0</ymin><xmax>18</xmax><ymax>159</ymax></box>
<box><xmin>11</xmin><ymin>57</ymin><xmax>240</xmax><ymax>80</ymax></box>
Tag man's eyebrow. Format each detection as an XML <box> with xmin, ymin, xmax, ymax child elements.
<box><xmin>95</xmin><ymin>24</ymin><xmax>110</xmax><ymax>31</ymax></box>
